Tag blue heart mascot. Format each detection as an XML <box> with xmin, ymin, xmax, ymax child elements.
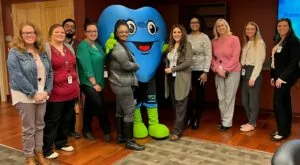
<box><xmin>98</xmin><ymin>5</ymin><xmax>169</xmax><ymax>139</ymax></box>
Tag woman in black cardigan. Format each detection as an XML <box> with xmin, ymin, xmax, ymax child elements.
<box><xmin>270</xmin><ymin>18</ymin><xmax>300</xmax><ymax>141</ymax></box>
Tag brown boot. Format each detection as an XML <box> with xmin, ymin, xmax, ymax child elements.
<box><xmin>35</xmin><ymin>152</ymin><xmax>50</xmax><ymax>165</ymax></box>
<box><xmin>26</xmin><ymin>157</ymin><xmax>36</xmax><ymax>165</ymax></box>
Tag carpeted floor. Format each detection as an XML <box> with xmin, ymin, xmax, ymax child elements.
<box><xmin>115</xmin><ymin>137</ymin><xmax>273</xmax><ymax>165</ymax></box>
<box><xmin>0</xmin><ymin>144</ymin><xmax>58</xmax><ymax>165</ymax></box>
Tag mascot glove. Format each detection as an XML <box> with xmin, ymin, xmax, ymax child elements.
<box><xmin>162</xmin><ymin>43</ymin><xmax>168</xmax><ymax>54</ymax></box>
<box><xmin>105</xmin><ymin>33</ymin><xmax>117</xmax><ymax>54</ymax></box>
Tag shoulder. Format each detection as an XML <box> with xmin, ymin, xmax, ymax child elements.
<box><xmin>200</xmin><ymin>33</ymin><xmax>210</xmax><ymax>39</ymax></box>
<box><xmin>230</xmin><ymin>35</ymin><xmax>240</xmax><ymax>41</ymax></box>
<box><xmin>78</xmin><ymin>40</ymin><xmax>89</xmax><ymax>49</ymax></box>
<box><xmin>257</xmin><ymin>39</ymin><xmax>266</xmax><ymax>47</ymax></box>
<box><xmin>287</xmin><ymin>36</ymin><xmax>300</xmax><ymax>45</ymax></box>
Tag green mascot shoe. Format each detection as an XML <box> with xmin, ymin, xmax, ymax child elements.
<box><xmin>147</xmin><ymin>107</ymin><xmax>169</xmax><ymax>139</ymax></box>
<box><xmin>133</xmin><ymin>108</ymin><xmax>148</xmax><ymax>138</ymax></box>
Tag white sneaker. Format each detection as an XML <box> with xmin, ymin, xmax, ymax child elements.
<box><xmin>60</xmin><ymin>145</ymin><xmax>74</xmax><ymax>152</ymax></box>
<box><xmin>46</xmin><ymin>151</ymin><xmax>59</xmax><ymax>159</ymax></box>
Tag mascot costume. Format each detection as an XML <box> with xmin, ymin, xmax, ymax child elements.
<box><xmin>98</xmin><ymin>5</ymin><xmax>169</xmax><ymax>139</ymax></box>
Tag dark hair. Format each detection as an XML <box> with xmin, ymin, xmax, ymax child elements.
<box><xmin>84</xmin><ymin>18</ymin><xmax>97</xmax><ymax>31</ymax></box>
<box><xmin>188</xmin><ymin>15</ymin><xmax>207</xmax><ymax>33</ymax></box>
<box><xmin>113</xmin><ymin>19</ymin><xmax>129</xmax><ymax>41</ymax></box>
<box><xmin>168</xmin><ymin>24</ymin><xmax>188</xmax><ymax>53</ymax></box>
<box><xmin>274</xmin><ymin>18</ymin><xmax>298</xmax><ymax>44</ymax></box>
<box><xmin>48</xmin><ymin>24</ymin><xmax>64</xmax><ymax>41</ymax></box>
<box><xmin>62</xmin><ymin>18</ymin><xmax>76</xmax><ymax>28</ymax></box>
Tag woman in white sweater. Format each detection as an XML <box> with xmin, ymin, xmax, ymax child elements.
<box><xmin>240</xmin><ymin>22</ymin><xmax>266</xmax><ymax>132</ymax></box>
<box><xmin>186</xmin><ymin>16</ymin><xmax>212</xmax><ymax>129</ymax></box>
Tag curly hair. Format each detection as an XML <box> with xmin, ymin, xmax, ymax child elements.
<box><xmin>167</xmin><ymin>24</ymin><xmax>188</xmax><ymax>53</ymax></box>
<box><xmin>10</xmin><ymin>22</ymin><xmax>45</xmax><ymax>53</ymax></box>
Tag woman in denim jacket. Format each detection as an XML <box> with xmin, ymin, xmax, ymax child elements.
<box><xmin>7</xmin><ymin>22</ymin><xmax>53</xmax><ymax>165</ymax></box>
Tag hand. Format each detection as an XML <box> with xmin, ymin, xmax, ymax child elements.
<box><xmin>217</xmin><ymin>68</ymin><xmax>226</xmax><ymax>78</ymax></box>
<box><xmin>275</xmin><ymin>78</ymin><xmax>286</xmax><ymax>88</ymax></box>
<box><xmin>248</xmin><ymin>79</ymin><xmax>255</xmax><ymax>87</ymax></box>
<box><xmin>199</xmin><ymin>73</ymin><xmax>208</xmax><ymax>85</ymax></box>
<box><xmin>105</xmin><ymin>33</ymin><xmax>117</xmax><ymax>54</ymax></box>
<box><xmin>270</xmin><ymin>78</ymin><xmax>275</xmax><ymax>87</ymax></box>
<box><xmin>164</xmin><ymin>67</ymin><xmax>172</xmax><ymax>74</ymax></box>
<box><xmin>93</xmin><ymin>84</ymin><xmax>102</xmax><ymax>92</ymax></box>
<box><xmin>41</xmin><ymin>91</ymin><xmax>48</xmax><ymax>100</ymax></box>
<box><xmin>34</xmin><ymin>93</ymin><xmax>44</xmax><ymax>104</ymax></box>
<box><xmin>162</xmin><ymin>43</ymin><xmax>168</xmax><ymax>54</ymax></box>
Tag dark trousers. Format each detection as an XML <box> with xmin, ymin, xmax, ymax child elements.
<box><xmin>187</xmin><ymin>71</ymin><xmax>205</xmax><ymax>120</ymax></box>
<box><xmin>43</xmin><ymin>99</ymin><xmax>76</xmax><ymax>155</ymax></box>
<box><xmin>241</xmin><ymin>66</ymin><xmax>263</xmax><ymax>125</ymax></box>
<box><xmin>274</xmin><ymin>83</ymin><xmax>293</xmax><ymax>137</ymax></box>
<box><xmin>69</xmin><ymin>107</ymin><xmax>76</xmax><ymax>132</ymax></box>
<box><xmin>168</xmin><ymin>76</ymin><xmax>189</xmax><ymax>136</ymax></box>
<box><xmin>81</xmin><ymin>85</ymin><xmax>111</xmax><ymax>134</ymax></box>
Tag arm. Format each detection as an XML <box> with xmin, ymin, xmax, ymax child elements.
<box><xmin>210</xmin><ymin>40</ymin><xmax>218</xmax><ymax>72</ymax></box>
<box><xmin>250</xmin><ymin>41</ymin><xmax>266</xmax><ymax>81</ymax></box>
<box><xmin>172</xmin><ymin>42</ymin><xmax>192</xmax><ymax>72</ymax></box>
<box><xmin>44</xmin><ymin>55</ymin><xmax>53</xmax><ymax>94</ymax></box>
<box><xmin>76</xmin><ymin>42</ymin><xmax>95</xmax><ymax>79</ymax></box>
<box><xmin>7</xmin><ymin>50</ymin><xmax>37</xmax><ymax>97</ymax></box>
<box><xmin>111</xmin><ymin>44</ymin><xmax>139</xmax><ymax>72</ymax></box>
<box><xmin>203</xmin><ymin>35</ymin><xmax>212</xmax><ymax>73</ymax></box>
<box><xmin>223</xmin><ymin>36</ymin><xmax>241</xmax><ymax>72</ymax></box>
<box><xmin>279</xmin><ymin>38</ymin><xmax>300</xmax><ymax>81</ymax></box>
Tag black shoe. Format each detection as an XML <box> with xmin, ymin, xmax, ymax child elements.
<box><xmin>186</xmin><ymin>118</ymin><xmax>193</xmax><ymax>128</ymax></box>
<box><xmin>271</xmin><ymin>131</ymin><xmax>278</xmax><ymax>136</ymax></box>
<box><xmin>69</xmin><ymin>131</ymin><xmax>81</xmax><ymax>139</ymax></box>
<box><xmin>117</xmin><ymin>135</ymin><xmax>127</xmax><ymax>144</ymax></box>
<box><xmin>125</xmin><ymin>139</ymin><xmax>145</xmax><ymax>151</ymax></box>
<box><xmin>219</xmin><ymin>126</ymin><xmax>231</xmax><ymax>132</ymax></box>
<box><xmin>191</xmin><ymin>119</ymin><xmax>199</xmax><ymax>130</ymax></box>
<box><xmin>217</xmin><ymin>123</ymin><xmax>223</xmax><ymax>128</ymax></box>
<box><xmin>104</xmin><ymin>134</ymin><xmax>112</xmax><ymax>142</ymax></box>
<box><xmin>83</xmin><ymin>132</ymin><xmax>96</xmax><ymax>141</ymax></box>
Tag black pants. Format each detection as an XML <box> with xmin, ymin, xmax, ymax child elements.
<box><xmin>69</xmin><ymin>106</ymin><xmax>76</xmax><ymax>133</ymax></box>
<box><xmin>187</xmin><ymin>71</ymin><xmax>205</xmax><ymax>120</ymax></box>
<box><xmin>274</xmin><ymin>83</ymin><xmax>294</xmax><ymax>137</ymax></box>
<box><xmin>81</xmin><ymin>85</ymin><xmax>111</xmax><ymax>134</ymax></box>
<box><xmin>43</xmin><ymin>99</ymin><xmax>76</xmax><ymax>155</ymax></box>
<box><xmin>168</xmin><ymin>76</ymin><xmax>189</xmax><ymax>136</ymax></box>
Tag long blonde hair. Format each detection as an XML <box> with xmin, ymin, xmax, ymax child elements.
<box><xmin>213</xmin><ymin>18</ymin><xmax>232</xmax><ymax>39</ymax></box>
<box><xmin>243</xmin><ymin>21</ymin><xmax>264</xmax><ymax>48</ymax></box>
<box><xmin>10</xmin><ymin>22</ymin><xmax>45</xmax><ymax>53</ymax></box>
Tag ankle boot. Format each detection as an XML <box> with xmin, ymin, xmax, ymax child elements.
<box><xmin>116</xmin><ymin>117</ymin><xmax>127</xmax><ymax>143</ymax></box>
<box><xmin>123</xmin><ymin>122</ymin><xmax>145</xmax><ymax>151</ymax></box>
<box><xmin>26</xmin><ymin>156</ymin><xmax>36</xmax><ymax>165</ymax></box>
<box><xmin>35</xmin><ymin>151</ymin><xmax>50</xmax><ymax>165</ymax></box>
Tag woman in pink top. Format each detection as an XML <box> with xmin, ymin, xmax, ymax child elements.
<box><xmin>211</xmin><ymin>19</ymin><xmax>241</xmax><ymax>132</ymax></box>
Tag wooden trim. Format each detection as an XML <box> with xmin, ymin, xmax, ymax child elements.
<box><xmin>0</xmin><ymin>2</ymin><xmax>8</xmax><ymax>102</ymax></box>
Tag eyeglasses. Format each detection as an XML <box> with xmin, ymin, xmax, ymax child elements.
<box><xmin>86</xmin><ymin>30</ymin><xmax>98</xmax><ymax>33</ymax></box>
<box><xmin>22</xmin><ymin>31</ymin><xmax>36</xmax><ymax>36</ymax></box>
<box><xmin>190</xmin><ymin>21</ymin><xmax>199</xmax><ymax>24</ymax></box>
<box><xmin>64</xmin><ymin>24</ymin><xmax>75</xmax><ymax>30</ymax></box>
<box><xmin>118</xmin><ymin>31</ymin><xmax>129</xmax><ymax>34</ymax></box>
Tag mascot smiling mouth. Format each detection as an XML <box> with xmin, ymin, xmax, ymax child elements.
<box><xmin>132</xmin><ymin>41</ymin><xmax>155</xmax><ymax>54</ymax></box>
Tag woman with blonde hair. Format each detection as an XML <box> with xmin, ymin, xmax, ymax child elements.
<box><xmin>240</xmin><ymin>22</ymin><xmax>266</xmax><ymax>132</ymax></box>
<box><xmin>7</xmin><ymin>22</ymin><xmax>52</xmax><ymax>165</ymax></box>
<box><xmin>165</xmin><ymin>24</ymin><xmax>192</xmax><ymax>141</ymax></box>
<box><xmin>211</xmin><ymin>18</ymin><xmax>241</xmax><ymax>132</ymax></box>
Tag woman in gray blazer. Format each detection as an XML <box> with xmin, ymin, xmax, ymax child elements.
<box><xmin>109</xmin><ymin>20</ymin><xmax>145</xmax><ymax>151</ymax></box>
<box><xmin>165</xmin><ymin>24</ymin><xmax>192</xmax><ymax>141</ymax></box>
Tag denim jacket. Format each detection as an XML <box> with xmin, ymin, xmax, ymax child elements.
<box><xmin>7</xmin><ymin>48</ymin><xmax>53</xmax><ymax>97</ymax></box>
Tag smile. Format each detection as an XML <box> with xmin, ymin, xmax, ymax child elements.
<box><xmin>132</xmin><ymin>41</ymin><xmax>155</xmax><ymax>54</ymax></box>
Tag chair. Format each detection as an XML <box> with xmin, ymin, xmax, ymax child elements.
<box><xmin>272</xmin><ymin>139</ymin><xmax>300</xmax><ymax>165</ymax></box>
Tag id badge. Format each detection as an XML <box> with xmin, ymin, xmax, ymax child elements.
<box><xmin>68</xmin><ymin>75</ymin><xmax>73</xmax><ymax>84</ymax></box>
<box><xmin>172</xmin><ymin>72</ymin><xmax>176</xmax><ymax>77</ymax></box>
<box><xmin>104</xmin><ymin>70</ymin><xmax>108</xmax><ymax>78</ymax></box>
<box><xmin>276</xmin><ymin>46</ymin><xmax>282</xmax><ymax>53</ymax></box>
<box><xmin>241</xmin><ymin>68</ymin><xmax>246</xmax><ymax>76</ymax></box>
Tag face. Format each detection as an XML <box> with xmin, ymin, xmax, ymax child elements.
<box><xmin>85</xmin><ymin>25</ymin><xmax>98</xmax><ymax>41</ymax></box>
<box><xmin>216</xmin><ymin>21</ymin><xmax>227</xmax><ymax>36</ymax></box>
<box><xmin>21</xmin><ymin>25</ymin><xmax>36</xmax><ymax>45</ymax></box>
<box><xmin>51</xmin><ymin>27</ymin><xmax>65</xmax><ymax>43</ymax></box>
<box><xmin>172</xmin><ymin>27</ymin><xmax>182</xmax><ymax>42</ymax></box>
<box><xmin>190</xmin><ymin>18</ymin><xmax>200</xmax><ymax>32</ymax></box>
<box><xmin>245</xmin><ymin>24</ymin><xmax>257</xmax><ymax>39</ymax></box>
<box><xmin>63</xmin><ymin>21</ymin><xmax>76</xmax><ymax>37</ymax></box>
<box><xmin>116</xmin><ymin>25</ymin><xmax>129</xmax><ymax>42</ymax></box>
<box><xmin>277</xmin><ymin>21</ymin><xmax>290</xmax><ymax>37</ymax></box>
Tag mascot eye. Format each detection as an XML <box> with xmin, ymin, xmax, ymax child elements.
<box><xmin>127</xmin><ymin>20</ymin><xmax>136</xmax><ymax>35</ymax></box>
<box><xmin>147</xmin><ymin>21</ymin><xmax>157</xmax><ymax>35</ymax></box>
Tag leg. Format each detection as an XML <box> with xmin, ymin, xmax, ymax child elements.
<box><xmin>172</xmin><ymin>96</ymin><xmax>189</xmax><ymax>136</ymax></box>
<box><xmin>215</xmin><ymin>75</ymin><xmax>226</xmax><ymax>124</ymax></box>
<box><xmin>34</xmin><ymin>103</ymin><xmax>46</xmax><ymax>153</ymax></box>
<box><xmin>55</xmin><ymin>99</ymin><xmax>76</xmax><ymax>149</ymax></box>
<box><xmin>15</xmin><ymin>103</ymin><xmax>36</xmax><ymax>158</ymax></box>
<box><xmin>43</xmin><ymin>102</ymin><xmax>63</xmax><ymax>156</ymax></box>
<box><xmin>193</xmin><ymin>71</ymin><xmax>205</xmax><ymax>129</ymax></box>
<box><xmin>248</xmin><ymin>75</ymin><xmax>263</xmax><ymax>125</ymax></box>
<box><xmin>241</xmin><ymin>76</ymin><xmax>250</xmax><ymax>122</ymax></box>
<box><xmin>222</xmin><ymin>72</ymin><xmax>240</xmax><ymax>127</ymax></box>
